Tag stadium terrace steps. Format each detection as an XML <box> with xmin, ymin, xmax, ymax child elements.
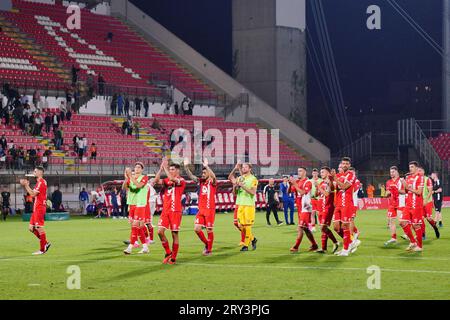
<box><xmin>1</xmin><ymin>0</ymin><xmax>216</xmax><ymax>100</ymax></box>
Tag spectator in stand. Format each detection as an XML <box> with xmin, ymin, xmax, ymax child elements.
<box><xmin>151</xmin><ymin>118</ymin><xmax>163</xmax><ymax>132</ymax></box>
<box><xmin>0</xmin><ymin>134</ymin><xmax>7</xmax><ymax>151</ymax></box>
<box><xmin>118</xmin><ymin>94</ymin><xmax>124</xmax><ymax>116</ymax></box>
<box><xmin>79</xmin><ymin>187</ymin><xmax>89</xmax><ymax>215</ymax></box>
<box><xmin>51</xmin><ymin>185</ymin><xmax>63</xmax><ymax>211</ymax></box>
<box><xmin>134</xmin><ymin>121</ymin><xmax>140</xmax><ymax>140</ymax></box>
<box><xmin>52</xmin><ymin>112</ymin><xmax>60</xmax><ymax>132</ymax></box>
<box><xmin>124</xmin><ymin>96</ymin><xmax>130</xmax><ymax>116</ymax></box>
<box><xmin>188</xmin><ymin>100</ymin><xmax>194</xmax><ymax>115</ymax></box>
<box><xmin>28</xmin><ymin>147</ymin><xmax>37</xmax><ymax>169</ymax></box>
<box><xmin>55</xmin><ymin>128</ymin><xmax>63</xmax><ymax>150</ymax></box>
<box><xmin>66</xmin><ymin>88</ymin><xmax>73</xmax><ymax>111</ymax></box>
<box><xmin>163</xmin><ymin>103</ymin><xmax>171</xmax><ymax>115</ymax></box>
<box><xmin>32</xmin><ymin>90</ymin><xmax>41</xmax><ymax>109</ymax></box>
<box><xmin>44</xmin><ymin>113</ymin><xmax>52</xmax><ymax>133</ymax></box>
<box><xmin>143</xmin><ymin>97</ymin><xmax>149</xmax><ymax>117</ymax></box>
<box><xmin>66</xmin><ymin>108</ymin><xmax>72</xmax><ymax>122</ymax></box>
<box><xmin>73</xmin><ymin>134</ymin><xmax>79</xmax><ymax>153</ymax></box>
<box><xmin>106</xmin><ymin>31</ymin><xmax>113</xmax><ymax>42</ymax></box>
<box><xmin>33</xmin><ymin>112</ymin><xmax>43</xmax><ymax>136</ymax></box>
<box><xmin>71</xmin><ymin>65</ymin><xmax>80</xmax><ymax>85</ymax></box>
<box><xmin>77</xmin><ymin>136</ymin><xmax>84</xmax><ymax>160</ymax></box>
<box><xmin>181</xmin><ymin>97</ymin><xmax>189</xmax><ymax>115</ymax></box>
<box><xmin>59</xmin><ymin>105</ymin><xmax>66</xmax><ymax>123</ymax></box>
<box><xmin>16</xmin><ymin>147</ymin><xmax>24</xmax><ymax>170</ymax></box>
<box><xmin>111</xmin><ymin>94</ymin><xmax>117</xmax><ymax>115</ymax></box>
<box><xmin>86</xmin><ymin>74</ymin><xmax>95</xmax><ymax>98</ymax></box>
<box><xmin>174</xmin><ymin>101</ymin><xmax>179</xmax><ymax>115</ymax></box>
<box><xmin>82</xmin><ymin>135</ymin><xmax>88</xmax><ymax>155</ymax></box>
<box><xmin>134</xmin><ymin>97</ymin><xmax>141</xmax><ymax>117</ymax></box>
<box><xmin>42</xmin><ymin>147</ymin><xmax>51</xmax><ymax>169</ymax></box>
<box><xmin>89</xmin><ymin>143</ymin><xmax>97</xmax><ymax>161</ymax></box>
<box><xmin>0</xmin><ymin>146</ymin><xmax>5</xmax><ymax>169</ymax></box>
<box><xmin>98</xmin><ymin>73</ymin><xmax>105</xmax><ymax>96</ymax></box>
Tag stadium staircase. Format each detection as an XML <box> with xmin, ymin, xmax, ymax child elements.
<box><xmin>109</xmin><ymin>0</ymin><xmax>330</xmax><ymax>164</ymax></box>
<box><xmin>398</xmin><ymin>118</ymin><xmax>442</xmax><ymax>173</ymax></box>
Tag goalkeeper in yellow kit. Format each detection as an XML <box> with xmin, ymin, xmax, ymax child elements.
<box><xmin>231</xmin><ymin>162</ymin><xmax>258</xmax><ymax>252</ymax></box>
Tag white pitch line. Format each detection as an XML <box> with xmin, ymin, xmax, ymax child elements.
<box><xmin>1</xmin><ymin>258</ymin><xmax>450</xmax><ymax>275</ymax></box>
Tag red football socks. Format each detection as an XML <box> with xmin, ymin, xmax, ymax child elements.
<box><xmin>32</xmin><ymin>229</ymin><xmax>40</xmax><ymax>239</ymax></box>
<box><xmin>138</xmin><ymin>226</ymin><xmax>146</xmax><ymax>244</ymax></box>
<box><xmin>39</xmin><ymin>232</ymin><xmax>47</xmax><ymax>252</ymax></box>
<box><xmin>130</xmin><ymin>226</ymin><xmax>138</xmax><ymax>244</ymax></box>
<box><xmin>148</xmin><ymin>226</ymin><xmax>154</xmax><ymax>241</ymax></box>
<box><xmin>414</xmin><ymin>226</ymin><xmax>423</xmax><ymax>248</ymax></box>
<box><xmin>321</xmin><ymin>232</ymin><xmax>328</xmax><ymax>250</ymax></box>
<box><xmin>195</xmin><ymin>230</ymin><xmax>208</xmax><ymax>245</ymax></box>
<box><xmin>343</xmin><ymin>229</ymin><xmax>351</xmax><ymax>250</ymax></box>
<box><xmin>402</xmin><ymin>224</ymin><xmax>416</xmax><ymax>244</ymax></box>
<box><xmin>161</xmin><ymin>240</ymin><xmax>171</xmax><ymax>255</ymax></box>
<box><xmin>207</xmin><ymin>231</ymin><xmax>214</xmax><ymax>252</ymax></box>
<box><xmin>171</xmin><ymin>243</ymin><xmax>179</xmax><ymax>261</ymax></box>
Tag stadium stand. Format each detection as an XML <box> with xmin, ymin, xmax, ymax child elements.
<box><xmin>0</xmin><ymin>0</ymin><xmax>216</xmax><ymax>100</ymax></box>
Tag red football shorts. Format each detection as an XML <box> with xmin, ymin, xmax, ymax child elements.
<box><xmin>333</xmin><ymin>206</ymin><xmax>353</xmax><ymax>223</ymax></box>
<box><xmin>298</xmin><ymin>211</ymin><xmax>311</xmax><ymax>228</ymax></box>
<box><xmin>387</xmin><ymin>206</ymin><xmax>399</xmax><ymax>219</ymax></box>
<box><xmin>30</xmin><ymin>205</ymin><xmax>46</xmax><ymax>227</ymax></box>
<box><xmin>312</xmin><ymin>199</ymin><xmax>320</xmax><ymax>212</ymax></box>
<box><xmin>144</xmin><ymin>204</ymin><xmax>153</xmax><ymax>224</ymax></box>
<box><xmin>129</xmin><ymin>206</ymin><xmax>146</xmax><ymax>221</ymax></box>
<box><xmin>400</xmin><ymin>206</ymin><xmax>423</xmax><ymax>224</ymax></box>
<box><xmin>158</xmin><ymin>210</ymin><xmax>182</xmax><ymax>231</ymax></box>
<box><xmin>319</xmin><ymin>206</ymin><xmax>334</xmax><ymax>226</ymax></box>
<box><xmin>195</xmin><ymin>208</ymin><xmax>216</xmax><ymax>228</ymax></box>
<box><xmin>423</xmin><ymin>202</ymin><xmax>433</xmax><ymax>218</ymax></box>
<box><xmin>352</xmin><ymin>206</ymin><xmax>358</xmax><ymax>218</ymax></box>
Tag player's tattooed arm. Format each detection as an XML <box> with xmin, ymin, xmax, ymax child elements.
<box><xmin>183</xmin><ymin>157</ymin><xmax>198</xmax><ymax>182</ymax></box>
<box><xmin>289</xmin><ymin>177</ymin><xmax>304</xmax><ymax>195</ymax></box>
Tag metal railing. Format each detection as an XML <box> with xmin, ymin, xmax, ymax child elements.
<box><xmin>416</xmin><ymin>119</ymin><xmax>450</xmax><ymax>138</ymax></box>
<box><xmin>331</xmin><ymin>132</ymin><xmax>372</xmax><ymax>166</ymax></box>
<box><xmin>398</xmin><ymin>118</ymin><xmax>442</xmax><ymax>172</ymax></box>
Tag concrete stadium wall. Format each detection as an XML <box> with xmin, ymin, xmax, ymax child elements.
<box><xmin>109</xmin><ymin>0</ymin><xmax>330</xmax><ymax>163</ymax></box>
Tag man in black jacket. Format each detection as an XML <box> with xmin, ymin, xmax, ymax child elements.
<box><xmin>263</xmin><ymin>179</ymin><xmax>283</xmax><ymax>226</ymax></box>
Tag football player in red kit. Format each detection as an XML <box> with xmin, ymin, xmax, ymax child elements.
<box><xmin>20</xmin><ymin>166</ymin><xmax>51</xmax><ymax>255</ymax></box>
<box><xmin>384</xmin><ymin>166</ymin><xmax>405</xmax><ymax>245</ymax></box>
<box><xmin>154</xmin><ymin>158</ymin><xmax>186</xmax><ymax>264</ymax></box>
<box><xmin>290</xmin><ymin>167</ymin><xmax>318</xmax><ymax>253</ymax></box>
<box><xmin>184</xmin><ymin>157</ymin><xmax>217</xmax><ymax>256</ymax></box>
<box><xmin>400</xmin><ymin>161</ymin><xmax>425</xmax><ymax>252</ymax></box>
<box><xmin>315</xmin><ymin>166</ymin><xmax>339</xmax><ymax>253</ymax></box>
<box><xmin>331</xmin><ymin>157</ymin><xmax>356</xmax><ymax>257</ymax></box>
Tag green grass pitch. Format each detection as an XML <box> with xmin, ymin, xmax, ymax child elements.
<box><xmin>0</xmin><ymin>209</ymin><xmax>449</xmax><ymax>300</ymax></box>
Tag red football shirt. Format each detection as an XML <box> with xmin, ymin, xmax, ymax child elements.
<box><xmin>318</xmin><ymin>180</ymin><xmax>334</xmax><ymax>210</ymax></box>
<box><xmin>198</xmin><ymin>178</ymin><xmax>217</xmax><ymax>210</ymax></box>
<box><xmin>33</xmin><ymin>178</ymin><xmax>47</xmax><ymax>210</ymax></box>
<box><xmin>335</xmin><ymin>171</ymin><xmax>356</xmax><ymax>207</ymax></box>
<box><xmin>162</xmin><ymin>177</ymin><xmax>186</xmax><ymax>213</ymax></box>
<box><xmin>291</xmin><ymin>178</ymin><xmax>312</xmax><ymax>207</ymax></box>
<box><xmin>386</xmin><ymin>178</ymin><xmax>402</xmax><ymax>207</ymax></box>
<box><xmin>405</xmin><ymin>174</ymin><xmax>424</xmax><ymax>208</ymax></box>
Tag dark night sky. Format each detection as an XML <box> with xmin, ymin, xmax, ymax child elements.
<box><xmin>131</xmin><ymin>0</ymin><xmax>443</xmax><ymax>145</ymax></box>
